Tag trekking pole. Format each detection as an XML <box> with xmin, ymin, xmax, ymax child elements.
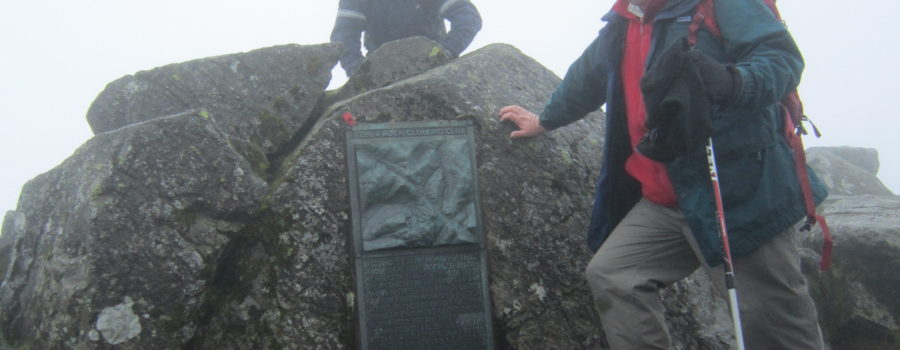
<box><xmin>705</xmin><ymin>138</ymin><xmax>746</xmax><ymax>350</ymax></box>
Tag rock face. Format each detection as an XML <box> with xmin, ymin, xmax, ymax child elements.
<box><xmin>184</xmin><ymin>39</ymin><xmax>613</xmax><ymax>349</ymax></box>
<box><xmin>800</xmin><ymin>147</ymin><xmax>899</xmax><ymax>349</ymax></box>
<box><xmin>86</xmin><ymin>44</ymin><xmax>340</xmax><ymax>154</ymax></box>
<box><xmin>801</xmin><ymin>195</ymin><xmax>900</xmax><ymax>350</ymax></box>
<box><xmin>2</xmin><ymin>37</ymin><xmax>898</xmax><ymax>349</ymax></box>
<box><xmin>263</xmin><ymin>41</ymin><xmax>608</xmax><ymax>350</ymax></box>
<box><xmin>1</xmin><ymin>110</ymin><xmax>269</xmax><ymax>349</ymax></box>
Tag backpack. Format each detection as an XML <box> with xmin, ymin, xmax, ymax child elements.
<box><xmin>688</xmin><ymin>0</ymin><xmax>833</xmax><ymax>271</ymax></box>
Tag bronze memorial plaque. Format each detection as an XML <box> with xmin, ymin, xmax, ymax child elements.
<box><xmin>346</xmin><ymin>120</ymin><xmax>493</xmax><ymax>349</ymax></box>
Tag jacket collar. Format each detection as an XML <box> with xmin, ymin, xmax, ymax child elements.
<box><xmin>603</xmin><ymin>0</ymin><xmax>699</xmax><ymax>22</ymax></box>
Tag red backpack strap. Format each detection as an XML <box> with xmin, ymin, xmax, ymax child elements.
<box><xmin>687</xmin><ymin>0</ymin><xmax>720</xmax><ymax>46</ymax></box>
<box><xmin>781</xmin><ymin>102</ymin><xmax>833</xmax><ymax>270</ymax></box>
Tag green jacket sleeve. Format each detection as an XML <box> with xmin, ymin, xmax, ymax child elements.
<box><xmin>715</xmin><ymin>0</ymin><xmax>804</xmax><ymax>109</ymax></box>
<box><xmin>539</xmin><ymin>29</ymin><xmax>610</xmax><ymax>130</ymax></box>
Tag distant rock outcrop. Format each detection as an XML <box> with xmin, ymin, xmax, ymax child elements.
<box><xmin>1</xmin><ymin>37</ymin><xmax>898</xmax><ymax>349</ymax></box>
<box><xmin>807</xmin><ymin>146</ymin><xmax>894</xmax><ymax>196</ymax></box>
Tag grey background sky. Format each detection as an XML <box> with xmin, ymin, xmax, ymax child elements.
<box><xmin>2</xmin><ymin>0</ymin><xmax>898</xmax><ymax>214</ymax></box>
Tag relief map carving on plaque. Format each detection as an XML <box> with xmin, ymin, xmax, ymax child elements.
<box><xmin>356</xmin><ymin>138</ymin><xmax>479</xmax><ymax>251</ymax></box>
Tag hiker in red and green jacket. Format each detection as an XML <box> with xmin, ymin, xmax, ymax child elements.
<box><xmin>499</xmin><ymin>0</ymin><xmax>827</xmax><ymax>348</ymax></box>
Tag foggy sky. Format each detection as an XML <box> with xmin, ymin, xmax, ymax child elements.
<box><xmin>1</xmin><ymin>0</ymin><xmax>898</xmax><ymax>214</ymax></box>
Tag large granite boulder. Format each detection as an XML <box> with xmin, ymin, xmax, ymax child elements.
<box><xmin>0</xmin><ymin>111</ymin><xmax>269</xmax><ymax>349</ymax></box>
<box><xmin>4</xmin><ymin>39</ymin><xmax>899</xmax><ymax>349</ymax></box>
<box><xmin>801</xmin><ymin>144</ymin><xmax>900</xmax><ymax>349</ymax></box>
<box><xmin>807</xmin><ymin>146</ymin><xmax>893</xmax><ymax>196</ymax></box>
<box><xmin>264</xmin><ymin>43</ymin><xmax>607</xmax><ymax>349</ymax></box>
<box><xmin>797</xmin><ymin>146</ymin><xmax>898</xmax><ymax>349</ymax></box>
<box><xmin>86</xmin><ymin>44</ymin><xmax>340</xmax><ymax>154</ymax></box>
<box><xmin>176</xmin><ymin>42</ymin><xmax>612</xmax><ymax>349</ymax></box>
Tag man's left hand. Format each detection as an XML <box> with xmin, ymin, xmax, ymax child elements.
<box><xmin>688</xmin><ymin>50</ymin><xmax>742</xmax><ymax>105</ymax></box>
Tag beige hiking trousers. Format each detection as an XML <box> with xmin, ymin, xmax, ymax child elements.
<box><xmin>585</xmin><ymin>198</ymin><xmax>823</xmax><ymax>349</ymax></box>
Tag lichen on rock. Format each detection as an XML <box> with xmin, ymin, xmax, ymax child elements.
<box><xmin>96</xmin><ymin>297</ymin><xmax>142</xmax><ymax>345</ymax></box>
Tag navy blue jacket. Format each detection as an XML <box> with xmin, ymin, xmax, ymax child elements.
<box><xmin>330</xmin><ymin>0</ymin><xmax>482</xmax><ymax>75</ymax></box>
<box><xmin>539</xmin><ymin>0</ymin><xmax>827</xmax><ymax>265</ymax></box>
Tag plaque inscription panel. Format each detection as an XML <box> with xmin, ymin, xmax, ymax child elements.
<box><xmin>346</xmin><ymin>121</ymin><xmax>493</xmax><ymax>350</ymax></box>
<box><xmin>363</xmin><ymin>251</ymin><xmax>486</xmax><ymax>348</ymax></box>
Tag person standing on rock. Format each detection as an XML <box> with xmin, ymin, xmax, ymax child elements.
<box><xmin>499</xmin><ymin>0</ymin><xmax>828</xmax><ymax>348</ymax></box>
<box><xmin>329</xmin><ymin>0</ymin><xmax>483</xmax><ymax>77</ymax></box>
